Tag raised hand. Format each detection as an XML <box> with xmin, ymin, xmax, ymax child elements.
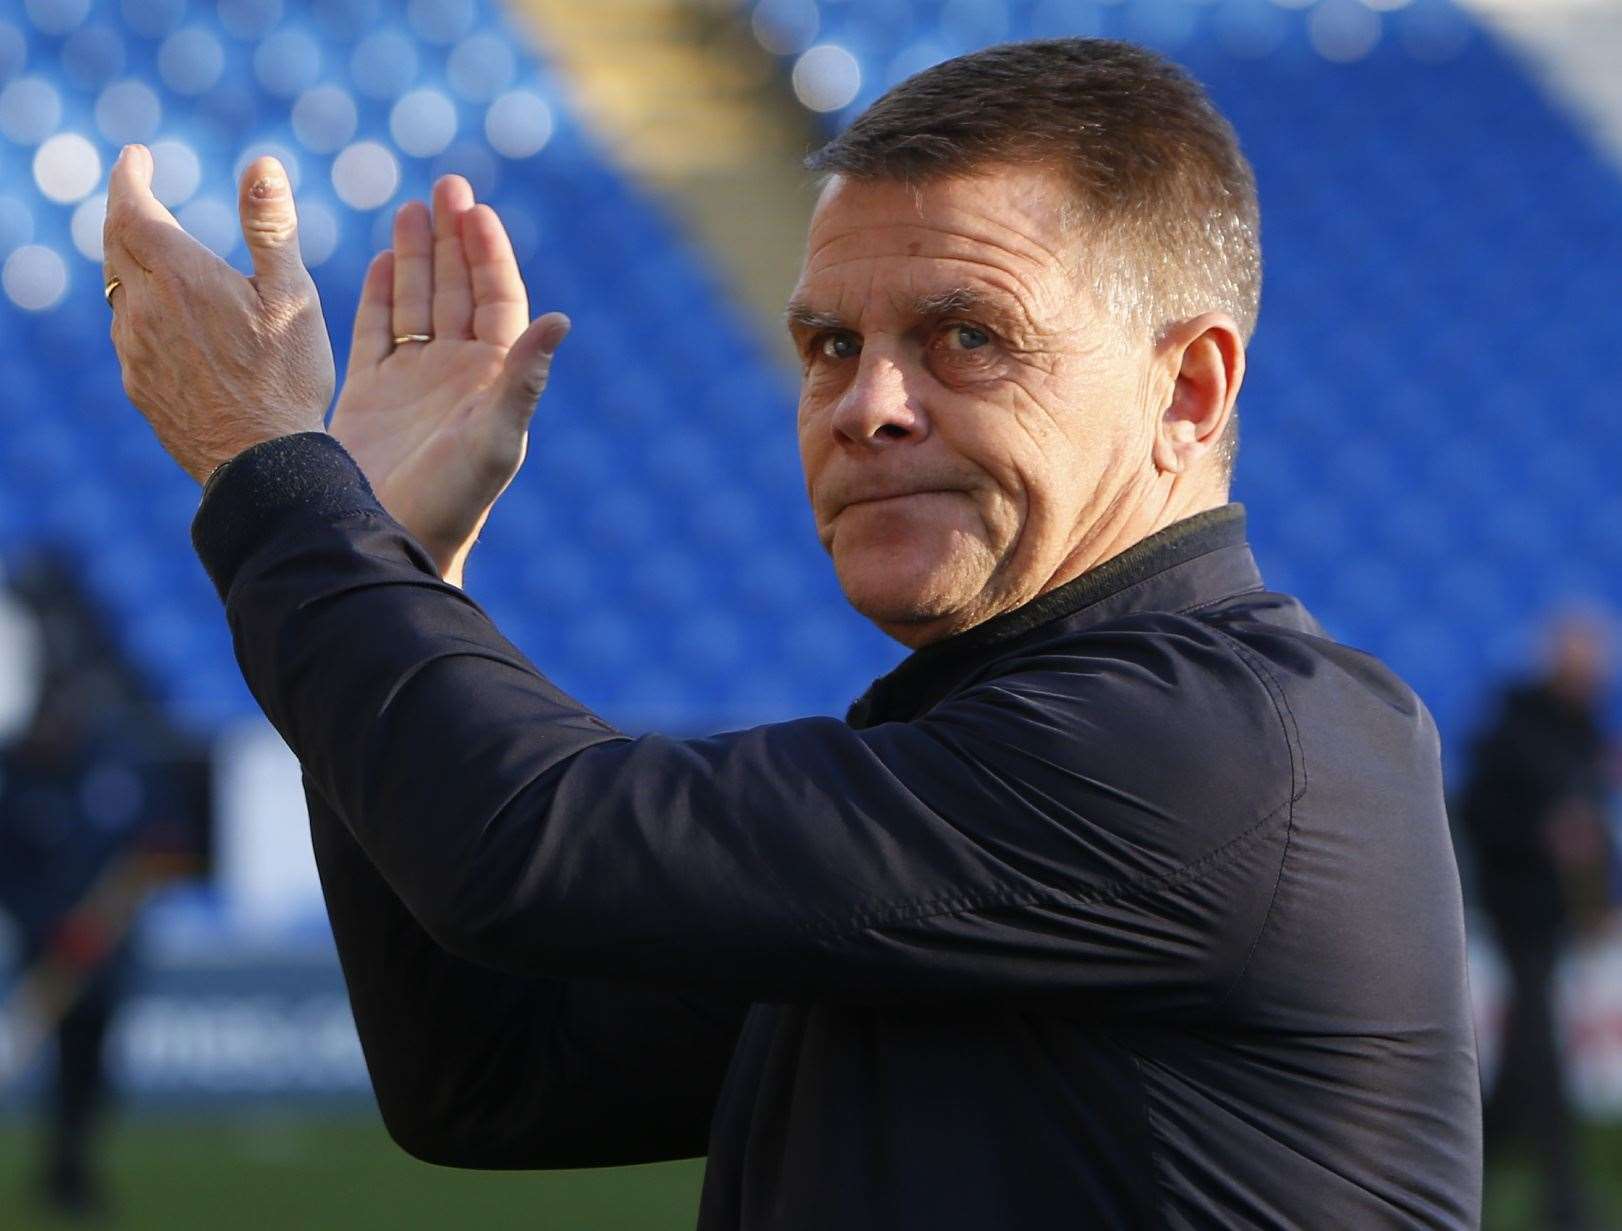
<box><xmin>104</xmin><ymin>147</ymin><xmax>334</xmax><ymax>482</ymax></box>
<box><xmin>329</xmin><ymin>176</ymin><xmax>570</xmax><ymax>588</ymax></box>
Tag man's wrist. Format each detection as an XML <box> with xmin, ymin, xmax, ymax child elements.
<box><xmin>192</xmin><ymin>432</ymin><xmax>384</xmax><ymax>600</ymax></box>
<box><xmin>196</xmin><ymin>422</ymin><xmax>331</xmax><ymax>488</ymax></box>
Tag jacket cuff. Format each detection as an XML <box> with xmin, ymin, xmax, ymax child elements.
<box><xmin>192</xmin><ymin>432</ymin><xmax>384</xmax><ymax>600</ymax></box>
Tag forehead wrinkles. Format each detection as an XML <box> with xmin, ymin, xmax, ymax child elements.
<box><xmin>802</xmin><ymin>227</ymin><xmax>1065</xmax><ymax>333</ymax></box>
<box><xmin>808</xmin><ymin>198</ymin><xmax>1064</xmax><ymax>275</ymax></box>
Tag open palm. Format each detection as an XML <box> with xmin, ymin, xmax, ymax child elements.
<box><xmin>329</xmin><ymin>176</ymin><xmax>568</xmax><ymax>586</ymax></box>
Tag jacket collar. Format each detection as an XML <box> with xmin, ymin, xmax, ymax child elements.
<box><xmin>846</xmin><ymin>504</ymin><xmax>1259</xmax><ymax>727</ymax></box>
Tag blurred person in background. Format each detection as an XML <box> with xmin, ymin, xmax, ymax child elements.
<box><xmin>1459</xmin><ymin>611</ymin><xmax>1616</xmax><ymax>1231</ymax></box>
<box><xmin>0</xmin><ymin>556</ymin><xmax>208</xmax><ymax>1222</ymax></box>
<box><xmin>101</xmin><ymin>39</ymin><xmax>1481</xmax><ymax>1229</ymax></box>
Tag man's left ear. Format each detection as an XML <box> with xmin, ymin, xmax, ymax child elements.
<box><xmin>1151</xmin><ymin>313</ymin><xmax>1245</xmax><ymax>476</ymax></box>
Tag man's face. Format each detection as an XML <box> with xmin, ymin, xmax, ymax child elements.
<box><xmin>789</xmin><ymin>167</ymin><xmax>1164</xmax><ymax>646</ymax></box>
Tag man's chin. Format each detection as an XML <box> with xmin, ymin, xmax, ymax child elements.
<box><xmin>833</xmin><ymin>558</ymin><xmax>987</xmax><ymax>646</ymax></box>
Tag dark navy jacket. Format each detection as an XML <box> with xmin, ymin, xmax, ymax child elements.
<box><xmin>193</xmin><ymin>433</ymin><xmax>1481</xmax><ymax>1229</ymax></box>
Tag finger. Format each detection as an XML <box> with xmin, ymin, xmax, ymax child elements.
<box><xmin>431</xmin><ymin>176</ymin><xmax>476</xmax><ymax>341</ymax></box>
<box><xmin>391</xmin><ymin>200</ymin><xmax>433</xmax><ymax>340</ymax></box>
<box><xmin>101</xmin><ymin>257</ymin><xmax>132</xmax><ymax>310</ymax></box>
<box><xmin>463</xmin><ymin>204</ymin><xmax>528</xmax><ymax>347</ymax></box>
<box><xmin>105</xmin><ymin>261</ymin><xmax>135</xmax><ymax>352</ymax></box>
<box><xmin>236</xmin><ymin>155</ymin><xmax>308</xmax><ymax>297</ymax></box>
<box><xmin>491</xmin><ymin>312</ymin><xmax>571</xmax><ymax>427</ymax></box>
<box><xmin>104</xmin><ymin>144</ymin><xmax>188</xmax><ymax>273</ymax></box>
<box><xmin>348</xmin><ymin>250</ymin><xmax>394</xmax><ymax>373</ymax></box>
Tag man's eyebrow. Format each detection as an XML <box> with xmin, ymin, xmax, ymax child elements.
<box><xmin>912</xmin><ymin>287</ymin><xmax>1033</xmax><ymax>333</ymax></box>
<box><xmin>784</xmin><ymin>303</ymin><xmax>847</xmax><ymax>332</ymax></box>
<box><xmin>910</xmin><ymin>287</ymin><xmax>989</xmax><ymax>319</ymax></box>
<box><xmin>786</xmin><ymin>288</ymin><xmax>1017</xmax><ymax>331</ymax></box>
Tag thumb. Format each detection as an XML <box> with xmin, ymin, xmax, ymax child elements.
<box><xmin>105</xmin><ymin>144</ymin><xmax>189</xmax><ymax>264</ymax></box>
<box><xmin>493</xmin><ymin>313</ymin><xmax>571</xmax><ymax>426</ymax></box>
<box><xmin>237</xmin><ymin>155</ymin><xmax>307</xmax><ymax>293</ymax></box>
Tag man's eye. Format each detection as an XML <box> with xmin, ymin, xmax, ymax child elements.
<box><xmin>819</xmin><ymin>333</ymin><xmax>860</xmax><ymax>360</ymax></box>
<box><xmin>945</xmin><ymin>324</ymin><xmax>990</xmax><ymax>351</ymax></box>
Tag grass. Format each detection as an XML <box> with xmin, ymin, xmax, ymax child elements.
<box><xmin>0</xmin><ymin>1111</ymin><xmax>705</xmax><ymax>1229</ymax></box>
<box><xmin>2</xmin><ymin>1111</ymin><xmax>1620</xmax><ymax>1228</ymax></box>
<box><xmin>1482</xmin><ymin>1123</ymin><xmax>1622</xmax><ymax>1231</ymax></box>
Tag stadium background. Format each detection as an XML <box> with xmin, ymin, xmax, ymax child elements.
<box><xmin>0</xmin><ymin>0</ymin><xmax>1619</xmax><ymax>1225</ymax></box>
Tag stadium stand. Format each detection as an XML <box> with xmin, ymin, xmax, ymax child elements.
<box><xmin>0</xmin><ymin>0</ymin><xmax>1619</xmax><ymax>765</ymax></box>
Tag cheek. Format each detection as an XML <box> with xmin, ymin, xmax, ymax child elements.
<box><xmin>796</xmin><ymin>402</ymin><xmax>829</xmax><ymax>489</ymax></box>
<box><xmin>962</xmin><ymin>398</ymin><xmax>1110</xmax><ymax>562</ymax></box>
<box><xmin>937</xmin><ymin>403</ymin><xmax>1049</xmax><ymax>537</ymax></box>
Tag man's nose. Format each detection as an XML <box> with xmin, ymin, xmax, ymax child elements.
<box><xmin>829</xmin><ymin>350</ymin><xmax>928</xmax><ymax>449</ymax></box>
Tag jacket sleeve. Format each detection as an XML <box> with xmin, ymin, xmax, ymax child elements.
<box><xmin>197</xmin><ymin>434</ymin><xmax>1297</xmax><ymax>1009</ymax></box>
<box><xmin>305</xmin><ymin>778</ymin><xmax>750</xmax><ymax>1169</ymax></box>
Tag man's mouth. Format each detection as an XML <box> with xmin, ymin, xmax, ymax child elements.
<box><xmin>839</xmin><ymin>489</ymin><xmax>959</xmax><ymax>513</ymax></box>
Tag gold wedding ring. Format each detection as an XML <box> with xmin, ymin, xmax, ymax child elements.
<box><xmin>104</xmin><ymin>276</ymin><xmax>122</xmax><ymax>305</ymax></box>
<box><xmin>393</xmin><ymin>333</ymin><xmax>432</xmax><ymax>345</ymax></box>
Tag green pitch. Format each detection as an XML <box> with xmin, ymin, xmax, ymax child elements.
<box><xmin>0</xmin><ymin>1112</ymin><xmax>703</xmax><ymax>1229</ymax></box>
<box><xmin>2</xmin><ymin>1111</ymin><xmax>1621</xmax><ymax>1228</ymax></box>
